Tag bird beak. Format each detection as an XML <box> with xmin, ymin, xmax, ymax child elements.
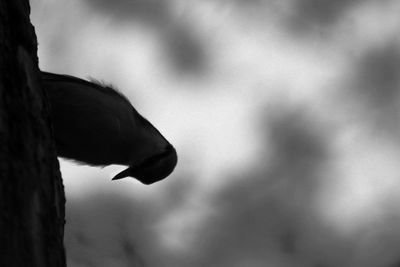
<box><xmin>112</xmin><ymin>167</ymin><xmax>133</xmax><ymax>180</ymax></box>
<box><xmin>111</xmin><ymin>167</ymin><xmax>158</xmax><ymax>185</ymax></box>
<box><xmin>111</xmin><ymin>145</ymin><xmax>177</xmax><ymax>184</ymax></box>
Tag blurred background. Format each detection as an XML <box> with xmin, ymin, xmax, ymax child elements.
<box><xmin>31</xmin><ymin>0</ymin><xmax>400</xmax><ymax>266</ymax></box>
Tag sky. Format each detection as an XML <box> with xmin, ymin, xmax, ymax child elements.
<box><xmin>31</xmin><ymin>1</ymin><xmax>400</xmax><ymax>266</ymax></box>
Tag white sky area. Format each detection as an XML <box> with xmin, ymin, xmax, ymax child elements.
<box><xmin>31</xmin><ymin>0</ymin><xmax>400</xmax><ymax>261</ymax></box>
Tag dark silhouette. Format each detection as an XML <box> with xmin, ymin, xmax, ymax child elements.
<box><xmin>42</xmin><ymin>72</ymin><xmax>177</xmax><ymax>184</ymax></box>
<box><xmin>0</xmin><ymin>0</ymin><xmax>66</xmax><ymax>266</ymax></box>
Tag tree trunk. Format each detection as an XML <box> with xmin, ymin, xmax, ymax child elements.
<box><xmin>0</xmin><ymin>0</ymin><xmax>66</xmax><ymax>266</ymax></box>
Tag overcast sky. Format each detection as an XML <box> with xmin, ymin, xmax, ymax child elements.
<box><xmin>31</xmin><ymin>1</ymin><xmax>400</xmax><ymax>266</ymax></box>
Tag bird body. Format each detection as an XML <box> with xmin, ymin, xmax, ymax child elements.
<box><xmin>42</xmin><ymin>71</ymin><xmax>177</xmax><ymax>184</ymax></box>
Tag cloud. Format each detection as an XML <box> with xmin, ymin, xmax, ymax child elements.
<box><xmin>160</xmin><ymin>24</ymin><xmax>208</xmax><ymax>77</ymax></box>
<box><xmin>216</xmin><ymin>0</ymin><xmax>362</xmax><ymax>36</ymax></box>
<box><xmin>64</xmin><ymin>175</ymin><xmax>199</xmax><ymax>267</ymax></box>
<box><xmin>341</xmin><ymin>40</ymin><xmax>400</xmax><ymax>136</ymax></box>
<box><xmin>82</xmin><ymin>0</ymin><xmax>170</xmax><ymax>26</ymax></box>
<box><xmin>353</xmin><ymin>41</ymin><xmax>400</xmax><ymax>107</ymax></box>
<box><xmin>288</xmin><ymin>0</ymin><xmax>360</xmax><ymax>30</ymax></box>
<box><xmin>65</xmin><ymin>193</ymin><xmax>151</xmax><ymax>267</ymax></box>
<box><xmin>186</xmin><ymin>107</ymin><xmax>343</xmax><ymax>267</ymax></box>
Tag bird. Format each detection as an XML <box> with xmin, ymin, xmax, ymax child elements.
<box><xmin>41</xmin><ymin>71</ymin><xmax>177</xmax><ymax>185</ymax></box>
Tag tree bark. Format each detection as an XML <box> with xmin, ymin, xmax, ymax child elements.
<box><xmin>0</xmin><ymin>0</ymin><xmax>66</xmax><ymax>266</ymax></box>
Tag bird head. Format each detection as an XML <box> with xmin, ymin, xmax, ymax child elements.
<box><xmin>112</xmin><ymin>144</ymin><xmax>177</xmax><ymax>184</ymax></box>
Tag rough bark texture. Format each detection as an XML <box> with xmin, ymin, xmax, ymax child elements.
<box><xmin>0</xmin><ymin>0</ymin><xmax>66</xmax><ymax>266</ymax></box>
